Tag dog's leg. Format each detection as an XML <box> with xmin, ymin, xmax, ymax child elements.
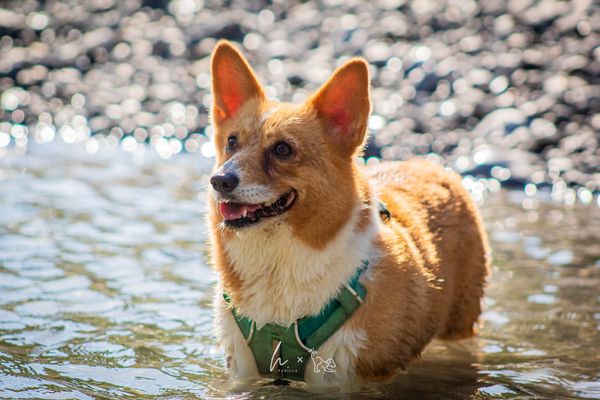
<box><xmin>437</xmin><ymin>203</ymin><xmax>490</xmax><ymax>340</ymax></box>
<box><xmin>214</xmin><ymin>294</ymin><xmax>260</xmax><ymax>378</ymax></box>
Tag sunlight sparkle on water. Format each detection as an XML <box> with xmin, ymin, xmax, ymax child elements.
<box><xmin>0</xmin><ymin>144</ymin><xmax>598</xmax><ymax>399</ymax></box>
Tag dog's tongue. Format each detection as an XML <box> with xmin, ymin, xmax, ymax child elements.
<box><xmin>219</xmin><ymin>202</ymin><xmax>261</xmax><ymax>220</ymax></box>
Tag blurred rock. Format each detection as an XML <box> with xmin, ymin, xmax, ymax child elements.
<box><xmin>0</xmin><ymin>0</ymin><xmax>597</xmax><ymax>194</ymax></box>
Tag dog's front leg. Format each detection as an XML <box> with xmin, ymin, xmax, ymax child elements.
<box><xmin>214</xmin><ymin>294</ymin><xmax>260</xmax><ymax>379</ymax></box>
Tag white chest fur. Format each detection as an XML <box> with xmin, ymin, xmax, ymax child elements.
<box><xmin>214</xmin><ymin>204</ymin><xmax>379</xmax><ymax>384</ymax></box>
<box><xmin>224</xmin><ymin>205</ymin><xmax>376</xmax><ymax>327</ymax></box>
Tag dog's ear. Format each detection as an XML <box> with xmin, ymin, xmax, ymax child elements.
<box><xmin>308</xmin><ymin>59</ymin><xmax>371</xmax><ymax>156</ymax></box>
<box><xmin>211</xmin><ymin>41</ymin><xmax>265</xmax><ymax>122</ymax></box>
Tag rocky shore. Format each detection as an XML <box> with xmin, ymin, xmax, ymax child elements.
<box><xmin>0</xmin><ymin>0</ymin><xmax>598</xmax><ymax>199</ymax></box>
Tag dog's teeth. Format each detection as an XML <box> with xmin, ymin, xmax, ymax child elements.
<box><xmin>242</xmin><ymin>208</ymin><xmax>247</xmax><ymax>218</ymax></box>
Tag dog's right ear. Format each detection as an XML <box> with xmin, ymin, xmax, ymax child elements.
<box><xmin>211</xmin><ymin>41</ymin><xmax>265</xmax><ymax>123</ymax></box>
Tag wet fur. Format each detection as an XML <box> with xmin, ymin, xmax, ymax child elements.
<box><xmin>208</xmin><ymin>41</ymin><xmax>490</xmax><ymax>385</ymax></box>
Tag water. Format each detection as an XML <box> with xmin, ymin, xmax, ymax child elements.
<box><xmin>0</xmin><ymin>143</ymin><xmax>599</xmax><ymax>399</ymax></box>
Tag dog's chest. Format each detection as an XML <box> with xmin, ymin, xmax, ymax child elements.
<box><xmin>216</xmin><ymin>206</ymin><xmax>378</xmax><ymax>382</ymax></box>
<box><xmin>223</xmin><ymin>220</ymin><xmax>370</xmax><ymax>327</ymax></box>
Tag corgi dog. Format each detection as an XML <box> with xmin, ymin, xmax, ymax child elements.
<box><xmin>208</xmin><ymin>40</ymin><xmax>490</xmax><ymax>386</ymax></box>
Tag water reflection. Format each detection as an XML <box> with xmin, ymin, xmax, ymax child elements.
<box><xmin>0</xmin><ymin>143</ymin><xmax>599</xmax><ymax>399</ymax></box>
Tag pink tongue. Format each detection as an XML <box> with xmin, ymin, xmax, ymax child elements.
<box><xmin>219</xmin><ymin>202</ymin><xmax>243</xmax><ymax>220</ymax></box>
<box><xmin>219</xmin><ymin>202</ymin><xmax>262</xmax><ymax>220</ymax></box>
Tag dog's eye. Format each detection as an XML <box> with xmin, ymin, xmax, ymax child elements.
<box><xmin>273</xmin><ymin>141</ymin><xmax>292</xmax><ymax>158</ymax></box>
<box><xmin>226</xmin><ymin>135</ymin><xmax>237</xmax><ymax>152</ymax></box>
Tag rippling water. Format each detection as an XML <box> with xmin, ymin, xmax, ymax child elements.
<box><xmin>1</xmin><ymin>143</ymin><xmax>599</xmax><ymax>399</ymax></box>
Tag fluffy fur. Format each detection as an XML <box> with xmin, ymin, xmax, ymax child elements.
<box><xmin>208</xmin><ymin>40</ymin><xmax>490</xmax><ymax>386</ymax></box>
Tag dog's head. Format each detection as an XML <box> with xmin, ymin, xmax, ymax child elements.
<box><xmin>209</xmin><ymin>41</ymin><xmax>371</xmax><ymax>245</ymax></box>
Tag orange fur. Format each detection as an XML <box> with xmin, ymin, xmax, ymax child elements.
<box><xmin>208</xmin><ymin>41</ymin><xmax>490</xmax><ymax>382</ymax></box>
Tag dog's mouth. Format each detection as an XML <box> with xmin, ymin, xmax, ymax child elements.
<box><xmin>218</xmin><ymin>189</ymin><xmax>297</xmax><ymax>228</ymax></box>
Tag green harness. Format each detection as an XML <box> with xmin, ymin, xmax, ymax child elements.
<box><xmin>223</xmin><ymin>261</ymin><xmax>369</xmax><ymax>380</ymax></box>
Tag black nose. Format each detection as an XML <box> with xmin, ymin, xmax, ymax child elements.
<box><xmin>210</xmin><ymin>172</ymin><xmax>239</xmax><ymax>193</ymax></box>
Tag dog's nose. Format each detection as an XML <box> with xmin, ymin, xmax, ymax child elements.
<box><xmin>210</xmin><ymin>172</ymin><xmax>239</xmax><ymax>193</ymax></box>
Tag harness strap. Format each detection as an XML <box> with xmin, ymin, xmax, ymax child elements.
<box><xmin>303</xmin><ymin>263</ymin><xmax>366</xmax><ymax>350</ymax></box>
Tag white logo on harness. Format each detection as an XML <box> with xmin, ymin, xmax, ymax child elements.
<box><xmin>269</xmin><ymin>341</ymin><xmax>289</xmax><ymax>372</ymax></box>
<box><xmin>309</xmin><ymin>348</ymin><xmax>336</xmax><ymax>373</ymax></box>
<box><xmin>268</xmin><ymin>342</ymin><xmax>336</xmax><ymax>374</ymax></box>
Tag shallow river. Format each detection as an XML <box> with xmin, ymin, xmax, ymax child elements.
<box><xmin>1</xmin><ymin>143</ymin><xmax>599</xmax><ymax>399</ymax></box>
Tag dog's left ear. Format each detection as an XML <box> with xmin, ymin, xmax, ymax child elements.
<box><xmin>308</xmin><ymin>59</ymin><xmax>371</xmax><ymax>156</ymax></box>
<box><xmin>211</xmin><ymin>41</ymin><xmax>265</xmax><ymax>123</ymax></box>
